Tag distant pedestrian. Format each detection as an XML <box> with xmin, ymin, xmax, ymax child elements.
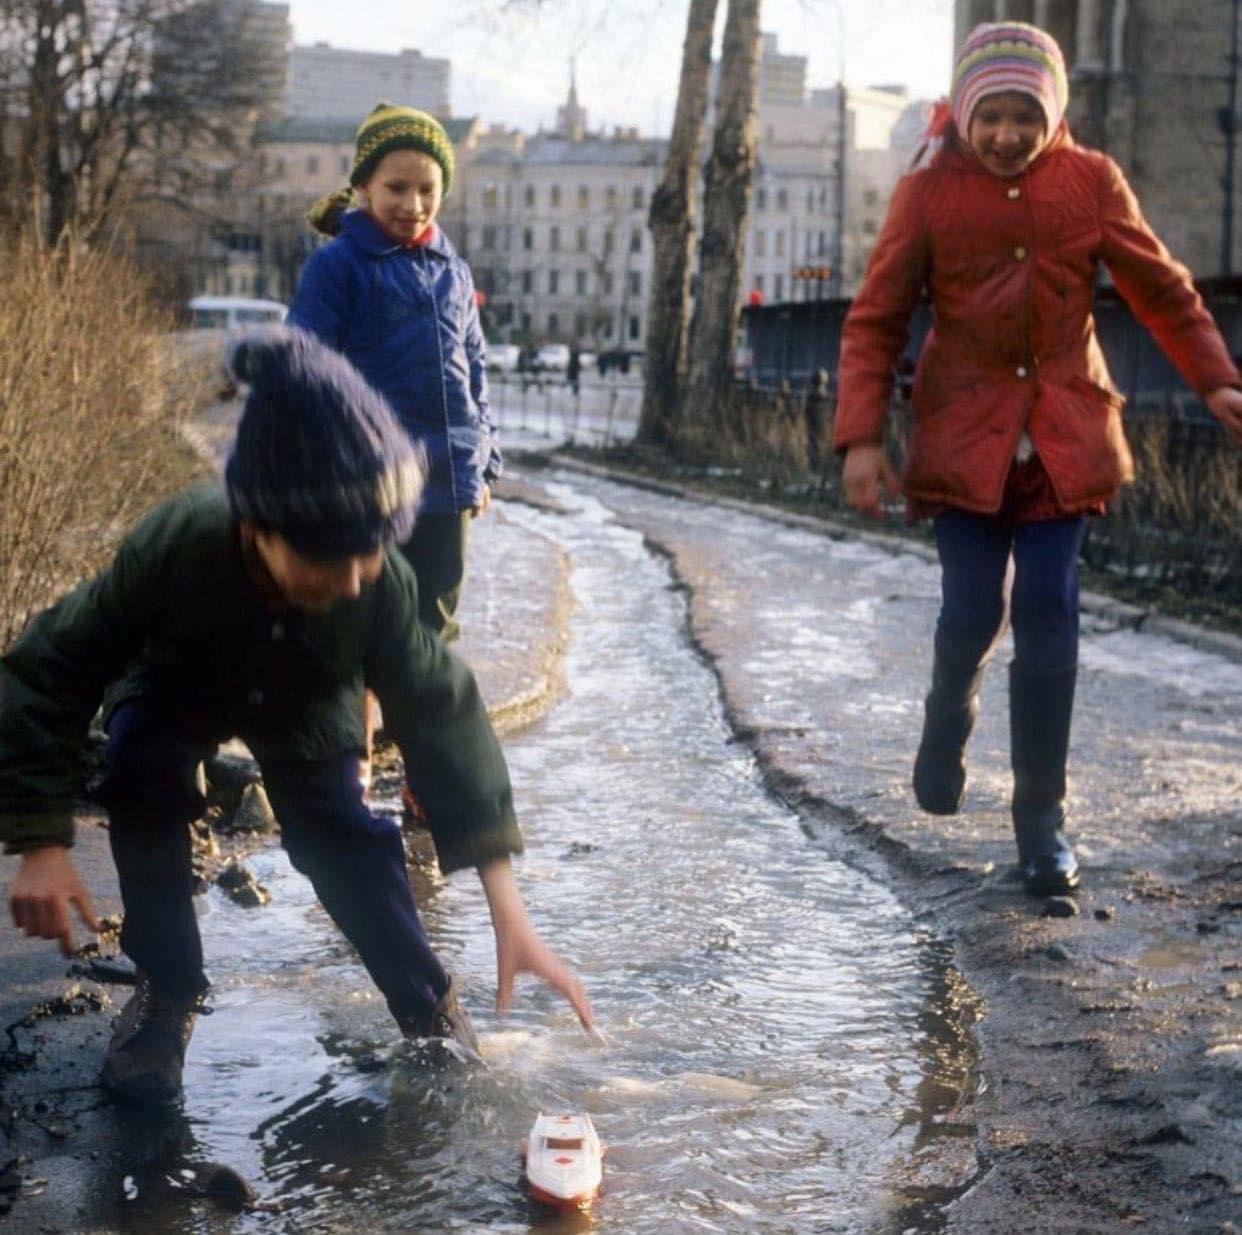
<box><xmin>0</xmin><ymin>328</ymin><xmax>594</xmax><ymax>1106</ymax></box>
<box><xmin>289</xmin><ymin>103</ymin><xmax>500</xmax><ymax>800</ymax></box>
<box><xmin>834</xmin><ymin>21</ymin><xmax>1242</xmax><ymax>895</ymax></box>
<box><xmin>567</xmin><ymin>347</ymin><xmax>581</xmax><ymax>397</ymax></box>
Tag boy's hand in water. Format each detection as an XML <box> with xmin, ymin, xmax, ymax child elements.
<box><xmin>1205</xmin><ymin>387</ymin><xmax>1242</xmax><ymax>446</ymax></box>
<box><xmin>842</xmin><ymin>443</ymin><xmax>900</xmax><ymax>517</ymax></box>
<box><xmin>477</xmin><ymin>857</ymin><xmax>596</xmax><ymax>1034</ymax></box>
<box><xmin>9</xmin><ymin>845</ymin><xmax>100</xmax><ymax>956</ymax></box>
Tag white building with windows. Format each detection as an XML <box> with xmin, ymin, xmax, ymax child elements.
<box><xmin>285</xmin><ymin>43</ymin><xmax>451</xmax><ymax>121</ymax></box>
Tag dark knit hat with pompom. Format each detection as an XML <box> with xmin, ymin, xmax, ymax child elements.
<box><xmin>224</xmin><ymin>326</ymin><xmax>423</xmax><ymax>558</ymax></box>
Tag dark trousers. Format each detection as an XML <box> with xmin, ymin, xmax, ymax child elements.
<box><xmin>399</xmin><ymin>512</ymin><xmax>471</xmax><ymax>643</ymax></box>
<box><xmin>101</xmin><ymin>700</ymin><xmax>449</xmax><ymax>1021</ymax></box>
<box><xmin>933</xmin><ymin>511</ymin><xmax>1087</xmax><ymax>676</ymax></box>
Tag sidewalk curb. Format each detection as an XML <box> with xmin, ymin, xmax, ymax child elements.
<box><xmin>547</xmin><ymin>453</ymin><xmax>1242</xmax><ymax>665</ymax></box>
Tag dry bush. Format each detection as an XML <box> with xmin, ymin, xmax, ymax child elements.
<box><xmin>0</xmin><ymin>233</ymin><xmax>212</xmax><ymax>648</ymax></box>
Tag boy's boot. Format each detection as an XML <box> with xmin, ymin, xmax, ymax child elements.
<box><xmin>1010</xmin><ymin>664</ymin><xmax>1080</xmax><ymax>895</ymax></box>
<box><xmin>102</xmin><ymin>971</ymin><xmax>204</xmax><ymax>1105</ymax></box>
<box><xmin>913</xmin><ymin>654</ymin><xmax>986</xmax><ymax>815</ymax></box>
<box><xmin>397</xmin><ymin>977</ymin><xmax>481</xmax><ymax>1063</ymax></box>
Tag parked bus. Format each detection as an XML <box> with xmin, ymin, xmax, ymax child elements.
<box><xmin>187</xmin><ymin>295</ymin><xmax>288</xmax><ymax>331</ymax></box>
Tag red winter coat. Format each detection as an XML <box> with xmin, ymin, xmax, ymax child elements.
<box><xmin>834</xmin><ymin>127</ymin><xmax>1239</xmax><ymax>514</ymax></box>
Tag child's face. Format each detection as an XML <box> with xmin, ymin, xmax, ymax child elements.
<box><xmin>967</xmin><ymin>91</ymin><xmax>1048</xmax><ymax>178</ymax></box>
<box><xmin>252</xmin><ymin>529</ymin><xmax>385</xmax><ymax>614</ymax></box>
<box><xmin>359</xmin><ymin>149</ymin><xmax>443</xmax><ymax>242</ymax></box>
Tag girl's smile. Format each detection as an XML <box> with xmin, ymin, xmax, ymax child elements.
<box><xmin>967</xmin><ymin>90</ymin><xmax>1049</xmax><ymax>178</ymax></box>
<box><xmin>359</xmin><ymin>149</ymin><xmax>443</xmax><ymax>243</ymax></box>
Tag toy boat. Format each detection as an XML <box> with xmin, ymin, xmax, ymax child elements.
<box><xmin>522</xmin><ymin>1112</ymin><xmax>603</xmax><ymax>1209</ymax></box>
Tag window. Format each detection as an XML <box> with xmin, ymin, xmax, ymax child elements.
<box><xmin>628</xmin><ymin>270</ymin><xmax>641</xmax><ymax>296</ymax></box>
<box><xmin>306</xmin><ymin>155</ymin><xmax>319</xmax><ymax>175</ymax></box>
<box><xmin>482</xmin><ymin>225</ymin><xmax>497</xmax><ymax>249</ymax></box>
<box><xmin>605</xmin><ymin>185</ymin><xmax>618</xmax><ymax>209</ymax></box>
<box><xmin>775</xmin><ymin>230</ymin><xmax>785</xmax><ymax>257</ymax></box>
<box><xmin>548</xmin><ymin>269</ymin><xmax>560</xmax><ymax>293</ymax></box>
<box><xmin>575</xmin><ymin>269</ymin><xmax>587</xmax><ymax>294</ymax></box>
<box><xmin>601</xmin><ymin>271</ymin><xmax>614</xmax><ymax>295</ymax></box>
<box><xmin>755</xmin><ymin>274</ymin><xmax>765</xmax><ymax>293</ymax></box>
<box><xmin>603</xmin><ymin>229</ymin><xmax>614</xmax><ymax>254</ymax></box>
<box><xmin>551</xmin><ymin>184</ymin><xmax>562</xmax><ymax>208</ymax></box>
<box><xmin>578</xmin><ymin>185</ymin><xmax>589</xmax><ymax>209</ymax></box>
<box><xmin>525</xmin><ymin>185</ymin><xmax>535</xmax><ymax>207</ymax></box>
<box><xmin>817</xmin><ymin>230</ymin><xmax>826</xmax><ymax>256</ymax></box>
<box><xmin>339</xmin><ymin>154</ymin><xmax>349</xmax><ymax>175</ymax></box>
<box><xmin>776</xmin><ymin>188</ymin><xmax>788</xmax><ymax>211</ymax></box>
<box><xmin>631</xmin><ymin>186</ymin><xmax>644</xmax><ymax>209</ymax></box>
<box><xmin>523</xmin><ymin>228</ymin><xmax>534</xmax><ymax>251</ymax></box>
<box><xmin>756</xmin><ymin>187</ymin><xmax>767</xmax><ymax>210</ymax></box>
<box><xmin>520</xmin><ymin>310</ymin><xmax>531</xmax><ymax>331</ymax></box>
<box><xmin>550</xmin><ymin>225</ymin><xmax>561</xmax><ymax>252</ymax></box>
<box><xmin>863</xmin><ymin>218</ymin><xmax>877</xmax><ymax>235</ymax></box>
<box><xmin>754</xmin><ymin>231</ymin><xmax>767</xmax><ymax>257</ymax></box>
<box><xmin>863</xmin><ymin>188</ymin><xmax>879</xmax><ymax>207</ymax></box>
<box><xmin>548</xmin><ymin>311</ymin><xmax>559</xmax><ymax>333</ymax></box>
<box><xmin>576</xmin><ymin>226</ymin><xmax>587</xmax><ymax>252</ymax></box>
<box><xmin>602</xmin><ymin>312</ymin><xmax>614</xmax><ymax>338</ymax></box>
<box><xmin>806</xmin><ymin>188</ymin><xmax>814</xmax><ymax>212</ymax></box>
<box><xmin>575</xmin><ymin>311</ymin><xmax>588</xmax><ymax>336</ymax></box>
<box><xmin>629</xmin><ymin>228</ymin><xmax>642</xmax><ymax>254</ymax></box>
<box><xmin>521</xmin><ymin>270</ymin><xmax>533</xmax><ymax>293</ymax></box>
<box><xmin>275</xmin><ymin>157</ymin><xmax>286</xmax><ymax>177</ymax></box>
<box><xmin>629</xmin><ymin>314</ymin><xmax>640</xmax><ymax>340</ymax></box>
<box><xmin>483</xmin><ymin>185</ymin><xmax>499</xmax><ymax>209</ymax></box>
<box><xmin>774</xmin><ymin>274</ymin><xmax>784</xmax><ymax>300</ymax></box>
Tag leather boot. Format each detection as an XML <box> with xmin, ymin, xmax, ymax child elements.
<box><xmin>912</xmin><ymin>654</ymin><xmax>986</xmax><ymax>815</ymax></box>
<box><xmin>396</xmin><ymin>978</ymin><xmax>481</xmax><ymax>1064</ymax></box>
<box><xmin>102</xmin><ymin>971</ymin><xmax>205</xmax><ymax>1105</ymax></box>
<box><xmin>1010</xmin><ymin>664</ymin><xmax>1080</xmax><ymax>895</ymax></box>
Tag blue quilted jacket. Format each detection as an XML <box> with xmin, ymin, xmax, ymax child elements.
<box><xmin>288</xmin><ymin>212</ymin><xmax>501</xmax><ymax>515</ymax></box>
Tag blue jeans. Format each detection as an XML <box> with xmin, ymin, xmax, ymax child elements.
<box><xmin>101</xmin><ymin>699</ymin><xmax>449</xmax><ymax>1020</ymax></box>
<box><xmin>933</xmin><ymin>512</ymin><xmax>1087</xmax><ymax>676</ymax></box>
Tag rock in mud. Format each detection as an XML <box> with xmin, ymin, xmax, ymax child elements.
<box><xmin>1040</xmin><ymin>897</ymin><xmax>1080</xmax><ymax>919</ymax></box>
<box><xmin>221</xmin><ymin>783</ymin><xmax>275</xmax><ymax>834</ymax></box>
<box><xmin>190</xmin><ymin>1163</ymin><xmax>257</xmax><ymax>1213</ymax></box>
<box><xmin>1094</xmin><ymin>906</ymin><xmax>1116</xmax><ymax>921</ymax></box>
<box><xmin>216</xmin><ymin>862</ymin><xmax>270</xmax><ymax>907</ymax></box>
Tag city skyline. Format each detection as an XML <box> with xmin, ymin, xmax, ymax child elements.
<box><xmin>289</xmin><ymin>0</ymin><xmax>956</xmax><ymax>135</ymax></box>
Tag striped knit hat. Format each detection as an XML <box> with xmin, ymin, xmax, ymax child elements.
<box><xmin>306</xmin><ymin>103</ymin><xmax>455</xmax><ymax>236</ymax></box>
<box><xmin>950</xmin><ymin>22</ymin><xmax>1068</xmax><ymax>137</ymax></box>
<box><xmin>225</xmin><ymin>326</ymin><xmax>424</xmax><ymax>558</ymax></box>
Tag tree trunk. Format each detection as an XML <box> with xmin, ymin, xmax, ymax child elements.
<box><xmin>637</xmin><ymin>0</ymin><xmax>720</xmax><ymax>447</ymax></box>
<box><xmin>683</xmin><ymin>0</ymin><xmax>762</xmax><ymax>442</ymax></box>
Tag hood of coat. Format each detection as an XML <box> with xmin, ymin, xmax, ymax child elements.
<box><xmin>338</xmin><ymin>209</ymin><xmax>456</xmax><ymax>261</ymax></box>
<box><xmin>941</xmin><ymin>117</ymin><xmax>1072</xmax><ymax>178</ymax></box>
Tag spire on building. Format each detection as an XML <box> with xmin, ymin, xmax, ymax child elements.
<box><xmin>557</xmin><ymin>58</ymin><xmax>587</xmax><ymax>141</ymax></box>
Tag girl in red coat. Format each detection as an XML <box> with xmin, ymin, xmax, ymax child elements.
<box><xmin>834</xmin><ymin>21</ymin><xmax>1242</xmax><ymax>895</ymax></box>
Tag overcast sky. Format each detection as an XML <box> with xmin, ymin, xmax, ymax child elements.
<box><xmin>288</xmin><ymin>0</ymin><xmax>957</xmax><ymax>134</ymax></box>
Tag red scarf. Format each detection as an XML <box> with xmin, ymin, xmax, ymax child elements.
<box><xmin>366</xmin><ymin>211</ymin><xmax>437</xmax><ymax>250</ymax></box>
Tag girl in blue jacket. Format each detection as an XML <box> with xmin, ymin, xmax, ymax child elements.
<box><xmin>290</xmin><ymin>104</ymin><xmax>499</xmax><ymax>638</ymax></box>
<box><xmin>289</xmin><ymin>104</ymin><xmax>500</xmax><ymax>794</ymax></box>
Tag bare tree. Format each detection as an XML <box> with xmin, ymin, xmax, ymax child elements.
<box><xmin>0</xmin><ymin>0</ymin><xmax>283</xmax><ymax>245</ymax></box>
<box><xmin>683</xmin><ymin>0</ymin><xmax>761</xmax><ymax>436</ymax></box>
<box><xmin>637</xmin><ymin>0</ymin><xmax>720</xmax><ymax>446</ymax></box>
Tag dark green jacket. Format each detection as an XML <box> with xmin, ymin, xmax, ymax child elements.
<box><xmin>0</xmin><ymin>486</ymin><xmax>521</xmax><ymax>874</ymax></box>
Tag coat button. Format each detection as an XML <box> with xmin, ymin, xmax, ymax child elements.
<box><xmin>1014</xmin><ymin>246</ymin><xmax>1027</xmax><ymax>260</ymax></box>
<box><xmin>248</xmin><ymin>689</ymin><xmax>264</xmax><ymax>707</ymax></box>
<box><xmin>271</xmin><ymin>621</ymin><xmax>285</xmax><ymax>641</ymax></box>
<box><xmin>1016</xmin><ymin>366</ymin><xmax>1028</xmax><ymax>378</ymax></box>
<box><xmin>1007</xmin><ymin>186</ymin><xmax>1020</xmax><ymax>200</ymax></box>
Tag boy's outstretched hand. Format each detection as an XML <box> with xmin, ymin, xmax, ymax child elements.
<box><xmin>842</xmin><ymin>443</ymin><xmax>901</xmax><ymax>517</ymax></box>
<box><xmin>9</xmin><ymin>845</ymin><xmax>100</xmax><ymax>957</ymax></box>
<box><xmin>477</xmin><ymin>856</ymin><xmax>596</xmax><ymax>1035</ymax></box>
<box><xmin>1205</xmin><ymin>386</ymin><xmax>1242</xmax><ymax>446</ymax></box>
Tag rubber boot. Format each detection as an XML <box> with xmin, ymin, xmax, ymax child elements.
<box><xmin>102</xmin><ymin>971</ymin><xmax>205</xmax><ymax>1106</ymax></box>
<box><xmin>912</xmin><ymin>654</ymin><xmax>987</xmax><ymax>815</ymax></box>
<box><xmin>397</xmin><ymin>977</ymin><xmax>481</xmax><ymax>1064</ymax></box>
<box><xmin>1010</xmin><ymin>664</ymin><xmax>1080</xmax><ymax>895</ymax></box>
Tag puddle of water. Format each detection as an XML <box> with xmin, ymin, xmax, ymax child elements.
<box><xmin>28</xmin><ymin>484</ymin><xmax>977</xmax><ymax>1234</ymax></box>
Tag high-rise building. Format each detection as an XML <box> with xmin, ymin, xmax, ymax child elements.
<box><xmin>286</xmin><ymin>44</ymin><xmax>451</xmax><ymax>121</ymax></box>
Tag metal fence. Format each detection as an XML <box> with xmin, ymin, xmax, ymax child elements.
<box><xmin>487</xmin><ymin>374</ymin><xmax>642</xmax><ymax>447</ymax></box>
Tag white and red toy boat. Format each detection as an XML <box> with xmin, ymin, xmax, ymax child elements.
<box><xmin>522</xmin><ymin>1112</ymin><xmax>603</xmax><ymax>1209</ymax></box>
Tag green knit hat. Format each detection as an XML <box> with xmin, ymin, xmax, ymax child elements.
<box><xmin>306</xmin><ymin>103</ymin><xmax>455</xmax><ymax>236</ymax></box>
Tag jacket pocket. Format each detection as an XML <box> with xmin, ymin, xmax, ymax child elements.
<box><xmin>1033</xmin><ymin>375</ymin><xmax>1133</xmax><ymax>505</ymax></box>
